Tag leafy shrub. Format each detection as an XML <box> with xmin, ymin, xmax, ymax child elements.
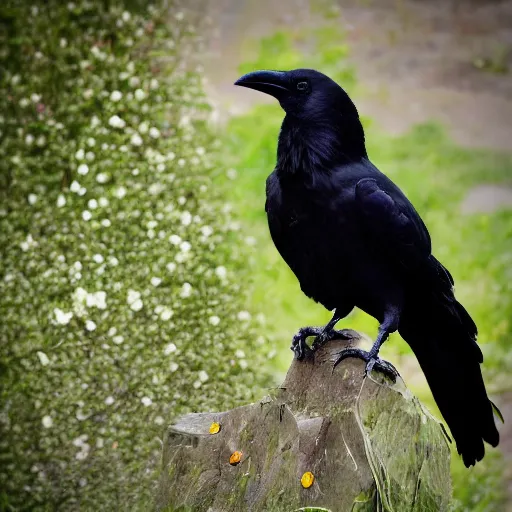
<box><xmin>0</xmin><ymin>1</ymin><xmax>271</xmax><ymax>509</ymax></box>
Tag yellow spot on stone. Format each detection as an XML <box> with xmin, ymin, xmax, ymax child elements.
<box><xmin>229</xmin><ymin>450</ymin><xmax>242</xmax><ymax>466</ymax></box>
<box><xmin>209</xmin><ymin>422</ymin><xmax>221</xmax><ymax>434</ymax></box>
<box><xmin>301</xmin><ymin>471</ymin><xmax>315</xmax><ymax>488</ymax></box>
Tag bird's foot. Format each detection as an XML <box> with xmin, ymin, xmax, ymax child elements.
<box><xmin>333</xmin><ymin>348</ymin><xmax>398</xmax><ymax>382</ymax></box>
<box><xmin>291</xmin><ymin>326</ymin><xmax>352</xmax><ymax>360</ymax></box>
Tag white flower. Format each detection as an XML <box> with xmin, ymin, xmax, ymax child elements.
<box><xmin>99</xmin><ymin>197</ymin><xmax>109</xmax><ymax>207</ymax></box>
<box><xmin>141</xmin><ymin>396</ymin><xmax>152</xmax><ymax>406</ymax></box>
<box><xmin>169</xmin><ymin>234</ymin><xmax>182</xmax><ymax>245</ymax></box>
<box><xmin>200</xmin><ymin>225</ymin><xmax>213</xmax><ymax>237</ymax></box>
<box><xmin>127</xmin><ymin>289</ymin><xmax>143</xmax><ymax>311</ymax></box>
<box><xmin>83</xmin><ymin>89</ymin><xmax>93</xmax><ymax>100</ymax></box>
<box><xmin>180</xmin><ymin>241</ymin><xmax>191</xmax><ymax>253</ymax></box>
<box><xmin>96</xmin><ymin>172</ymin><xmax>109</xmax><ymax>183</ymax></box>
<box><xmin>86</xmin><ymin>291</ymin><xmax>107</xmax><ymax>309</ymax></box>
<box><xmin>122</xmin><ymin>10</ymin><xmax>131</xmax><ymax>22</ymax></box>
<box><xmin>150</xmin><ymin>78</ymin><xmax>159</xmax><ymax>90</ymax></box>
<box><xmin>196</xmin><ymin>147</ymin><xmax>205</xmax><ymax>156</ymax></box>
<box><xmin>129</xmin><ymin>76</ymin><xmax>140</xmax><ymax>87</ymax></box>
<box><xmin>42</xmin><ymin>415</ymin><xmax>53</xmax><ymax>428</ymax></box>
<box><xmin>160</xmin><ymin>307</ymin><xmax>173</xmax><ymax>321</ymax></box>
<box><xmin>113</xmin><ymin>335</ymin><xmax>124</xmax><ymax>345</ymax></box>
<box><xmin>155</xmin><ymin>416</ymin><xmax>164</xmax><ymax>425</ymax></box>
<box><xmin>170</xmin><ymin>362</ymin><xmax>179</xmax><ymax>372</ymax></box>
<box><xmin>82</xmin><ymin>210</ymin><xmax>92</xmax><ymax>221</ymax></box>
<box><xmin>105</xmin><ymin>396</ymin><xmax>115</xmax><ymax>405</ymax></box>
<box><xmin>166</xmin><ymin>262</ymin><xmax>176</xmax><ymax>272</ymax></box>
<box><xmin>150</xmin><ymin>277</ymin><xmax>162</xmax><ymax>287</ymax></box>
<box><xmin>75</xmin><ymin>149</ymin><xmax>85</xmax><ymax>160</ymax></box>
<box><xmin>92</xmin><ymin>254</ymin><xmax>104</xmax><ymax>264</ymax></box>
<box><xmin>131</xmin><ymin>133</ymin><xmax>143</xmax><ymax>146</ymax></box>
<box><xmin>110</xmin><ymin>90</ymin><xmax>122</xmax><ymax>102</ymax></box>
<box><xmin>108</xmin><ymin>115</ymin><xmax>126</xmax><ymax>129</ymax></box>
<box><xmin>88</xmin><ymin>199</ymin><xmax>98</xmax><ymax>209</ymax></box>
<box><xmin>134</xmin><ymin>89</ymin><xmax>145</xmax><ymax>101</ymax></box>
<box><xmin>56</xmin><ymin>194</ymin><xmax>66</xmax><ymax>207</ymax></box>
<box><xmin>209</xmin><ymin>316</ymin><xmax>220</xmax><ymax>326</ymax></box>
<box><xmin>237</xmin><ymin>311</ymin><xmax>251</xmax><ymax>321</ymax></box>
<box><xmin>215</xmin><ymin>266</ymin><xmax>227</xmax><ymax>279</ymax></box>
<box><xmin>245</xmin><ymin>236</ymin><xmax>257</xmax><ymax>246</ymax></box>
<box><xmin>226</xmin><ymin>168</ymin><xmax>237</xmax><ymax>179</ymax></box>
<box><xmin>85</xmin><ymin>320</ymin><xmax>97</xmax><ymax>331</ymax></box>
<box><xmin>28</xmin><ymin>193</ymin><xmax>37</xmax><ymax>205</ymax></box>
<box><xmin>180</xmin><ymin>211</ymin><xmax>192</xmax><ymax>226</ymax></box>
<box><xmin>115</xmin><ymin>186</ymin><xmax>127</xmax><ymax>199</ymax></box>
<box><xmin>235</xmin><ymin>349</ymin><xmax>246</xmax><ymax>358</ymax></box>
<box><xmin>77</xmin><ymin>163</ymin><xmax>89</xmax><ymax>175</ymax></box>
<box><xmin>60</xmin><ymin>38</ymin><xmax>67</xmax><ymax>48</ymax></box>
<box><xmin>198</xmin><ymin>370</ymin><xmax>209</xmax><ymax>382</ymax></box>
<box><xmin>31</xmin><ymin>93</ymin><xmax>41</xmax><ymax>103</ymax></box>
<box><xmin>20</xmin><ymin>233</ymin><xmax>37</xmax><ymax>252</ymax></box>
<box><xmin>149</xmin><ymin>127</ymin><xmax>160</xmax><ymax>139</ymax></box>
<box><xmin>19</xmin><ymin>98</ymin><xmax>30</xmax><ymax>108</ymax></box>
<box><xmin>127</xmin><ymin>289</ymin><xmax>141</xmax><ymax>304</ymax></box>
<box><xmin>101</xmin><ymin>219</ymin><xmax>111</xmax><ymax>228</ymax></box>
<box><xmin>87</xmin><ymin>137</ymin><xmax>96</xmax><ymax>147</ymax></box>
<box><xmin>36</xmin><ymin>135</ymin><xmax>46</xmax><ymax>147</ymax></box>
<box><xmin>70</xmin><ymin>180</ymin><xmax>81</xmax><ymax>193</ymax></box>
<box><xmin>37</xmin><ymin>351</ymin><xmax>50</xmax><ymax>366</ymax></box>
<box><xmin>180</xmin><ymin>282</ymin><xmax>192</xmax><ymax>298</ymax></box>
<box><xmin>78</xmin><ymin>187</ymin><xmax>87</xmax><ymax>196</ymax></box>
<box><xmin>164</xmin><ymin>343</ymin><xmax>177</xmax><ymax>355</ymax></box>
<box><xmin>91</xmin><ymin>115</ymin><xmax>100</xmax><ymax>128</ymax></box>
<box><xmin>25</xmin><ymin>134</ymin><xmax>34</xmax><ymax>145</ymax></box>
<box><xmin>178</xmin><ymin>158</ymin><xmax>185</xmax><ymax>167</ymax></box>
<box><xmin>86</xmin><ymin>151</ymin><xmax>95</xmax><ymax>161</ymax></box>
<box><xmin>53</xmin><ymin>308</ymin><xmax>73</xmax><ymax>325</ymax></box>
<box><xmin>138</xmin><ymin>121</ymin><xmax>149</xmax><ymax>133</ymax></box>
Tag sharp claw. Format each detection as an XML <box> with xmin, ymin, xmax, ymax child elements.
<box><xmin>333</xmin><ymin>348</ymin><xmax>398</xmax><ymax>382</ymax></box>
<box><xmin>365</xmin><ymin>358</ymin><xmax>377</xmax><ymax>375</ymax></box>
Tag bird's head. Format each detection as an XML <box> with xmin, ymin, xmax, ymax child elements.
<box><xmin>234</xmin><ymin>68</ymin><xmax>359</xmax><ymax>121</ymax></box>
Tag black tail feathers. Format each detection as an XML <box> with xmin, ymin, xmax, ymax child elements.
<box><xmin>400</xmin><ymin>257</ymin><xmax>500</xmax><ymax>467</ymax></box>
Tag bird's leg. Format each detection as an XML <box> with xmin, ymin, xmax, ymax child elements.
<box><xmin>310</xmin><ymin>309</ymin><xmax>351</xmax><ymax>351</ymax></box>
<box><xmin>291</xmin><ymin>307</ymin><xmax>353</xmax><ymax>360</ymax></box>
<box><xmin>333</xmin><ymin>309</ymin><xmax>400</xmax><ymax>380</ymax></box>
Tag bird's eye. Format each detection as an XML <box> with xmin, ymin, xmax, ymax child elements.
<box><xmin>296</xmin><ymin>81</ymin><xmax>309</xmax><ymax>92</ymax></box>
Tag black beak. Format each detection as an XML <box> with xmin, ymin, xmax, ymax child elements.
<box><xmin>234</xmin><ymin>70</ymin><xmax>290</xmax><ymax>99</ymax></box>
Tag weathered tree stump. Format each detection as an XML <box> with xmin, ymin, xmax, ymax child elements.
<box><xmin>156</xmin><ymin>333</ymin><xmax>451</xmax><ymax>512</ymax></box>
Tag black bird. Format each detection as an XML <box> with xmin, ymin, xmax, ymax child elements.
<box><xmin>235</xmin><ymin>68</ymin><xmax>501</xmax><ymax>467</ymax></box>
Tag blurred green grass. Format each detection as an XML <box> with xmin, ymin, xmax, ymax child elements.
<box><xmin>215</xmin><ymin>20</ymin><xmax>512</xmax><ymax>511</ymax></box>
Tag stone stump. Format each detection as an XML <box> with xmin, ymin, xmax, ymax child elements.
<box><xmin>156</xmin><ymin>332</ymin><xmax>451</xmax><ymax>512</ymax></box>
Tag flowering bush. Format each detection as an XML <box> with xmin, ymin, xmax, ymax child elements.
<box><xmin>0</xmin><ymin>1</ymin><xmax>272</xmax><ymax>509</ymax></box>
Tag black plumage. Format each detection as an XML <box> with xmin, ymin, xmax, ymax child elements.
<box><xmin>235</xmin><ymin>68</ymin><xmax>500</xmax><ymax>467</ymax></box>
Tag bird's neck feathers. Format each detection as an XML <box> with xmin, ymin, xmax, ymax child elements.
<box><xmin>276</xmin><ymin>113</ymin><xmax>367</xmax><ymax>175</ymax></box>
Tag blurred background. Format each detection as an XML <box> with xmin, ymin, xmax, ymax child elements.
<box><xmin>0</xmin><ymin>0</ymin><xmax>511</xmax><ymax>510</ymax></box>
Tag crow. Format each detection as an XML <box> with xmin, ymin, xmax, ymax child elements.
<box><xmin>234</xmin><ymin>68</ymin><xmax>501</xmax><ymax>467</ymax></box>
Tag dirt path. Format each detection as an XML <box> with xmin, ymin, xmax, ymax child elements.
<box><xmin>202</xmin><ymin>0</ymin><xmax>512</xmax><ymax>151</ymax></box>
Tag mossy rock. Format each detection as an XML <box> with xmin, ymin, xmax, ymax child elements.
<box><xmin>156</xmin><ymin>333</ymin><xmax>451</xmax><ymax>511</ymax></box>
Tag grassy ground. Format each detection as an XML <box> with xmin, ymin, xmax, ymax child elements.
<box><xmin>215</xmin><ymin>20</ymin><xmax>512</xmax><ymax>511</ymax></box>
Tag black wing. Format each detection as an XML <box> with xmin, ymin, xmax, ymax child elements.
<box><xmin>354</xmin><ymin>177</ymin><xmax>432</xmax><ymax>273</ymax></box>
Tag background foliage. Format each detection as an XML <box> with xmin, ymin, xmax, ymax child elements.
<box><xmin>0</xmin><ymin>1</ymin><xmax>271</xmax><ymax>509</ymax></box>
